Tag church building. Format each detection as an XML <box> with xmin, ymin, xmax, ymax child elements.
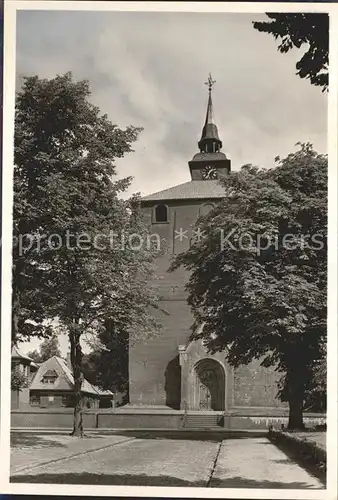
<box><xmin>128</xmin><ymin>75</ymin><xmax>284</xmax><ymax>423</ymax></box>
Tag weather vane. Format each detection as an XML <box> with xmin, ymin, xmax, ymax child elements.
<box><xmin>205</xmin><ymin>73</ymin><xmax>216</xmax><ymax>92</ymax></box>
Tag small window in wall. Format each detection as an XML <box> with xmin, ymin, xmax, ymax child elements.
<box><xmin>42</xmin><ymin>369</ymin><xmax>58</xmax><ymax>385</ymax></box>
<box><xmin>61</xmin><ymin>395</ymin><xmax>69</xmax><ymax>406</ymax></box>
<box><xmin>30</xmin><ymin>394</ymin><xmax>41</xmax><ymax>406</ymax></box>
<box><xmin>48</xmin><ymin>395</ymin><xmax>54</xmax><ymax>403</ymax></box>
<box><xmin>42</xmin><ymin>377</ymin><xmax>57</xmax><ymax>384</ymax></box>
<box><xmin>155</xmin><ymin>204</ymin><xmax>168</xmax><ymax>223</ymax></box>
<box><xmin>61</xmin><ymin>394</ymin><xmax>74</xmax><ymax>407</ymax></box>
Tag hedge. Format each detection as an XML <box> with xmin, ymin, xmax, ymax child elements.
<box><xmin>268</xmin><ymin>429</ymin><xmax>326</xmax><ymax>473</ymax></box>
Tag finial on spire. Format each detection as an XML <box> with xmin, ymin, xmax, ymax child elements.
<box><xmin>205</xmin><ymin>73</ymin><xmax>216</xmax><ymax>93</ymax></box>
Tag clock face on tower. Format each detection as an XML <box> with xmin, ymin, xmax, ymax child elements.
<box><xmin>202</xmin><ymin>165</ymin><xmax>218</xmax><ymax>180</ymax></box>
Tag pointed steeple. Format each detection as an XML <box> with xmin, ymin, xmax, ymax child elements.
<box><xmin>188</xmin><ymin>74</ymin><xmax>231</xmax><ymax>181</ymax></box>
<box><xmin>198</xmin><ymin>73</ymin><xmax>222</xmax><ymax>153</ymax></box>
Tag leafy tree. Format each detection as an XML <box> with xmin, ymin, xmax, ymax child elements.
<box><xmin>26</xmin><ymin>349</ymin><xmax>40</xmax><ymax>363</ymax></box>
<box><xmin>172</xmin><ymin>143</ymin><xmax>327</xmax><ymax>430</ymax></box>
<box><xmin>27</xmin><ymin>332</ymin><xmax>61</xmax><ymax>363</ymax></box>
<box><xmin>14</xmin><ymin>73</ymin><xmax>161</xmax><ymax>436</ymax></box>
<box><xmin>253</xmin><ymin>14</ymin><xmax>328</xmax><ymax>91</ymax></box>
<box><xmin>11</xmin><ymin>368</ymin><xmax>28</xmax><ymax>391</ymax></box>
<box><xmin>82</xmin><ymin>319</ymin><xmax>129</xmax><ymax>399</ymax></box>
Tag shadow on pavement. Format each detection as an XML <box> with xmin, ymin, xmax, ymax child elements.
<box><xmin>210</xmin><ymin>476</ymin><xmax>324</xmax><ymax>489</ymax></box>
<box><xmin>10</xmin><ymin>473</ymin><xmax>322</xmax><ymax>488</ymax></box>
<box><xmin>11</xmin><ymin>434</ymin><xmax>67</xmax><ymax>449</ymax></box>
<box><xmin>11</xmin><ymin>473</ymin><xmax>205</xmax><ymax>486</ymax></box>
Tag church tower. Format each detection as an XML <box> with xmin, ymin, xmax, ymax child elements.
<box><xmin>189</xmin><ymin>73</ymin><xmax>231</xmax><ymax>181</ymax></box>
<box><xmin>128</xmin><ymin>75</ymin><xmax>232</xmax><ymax>410</ymax></box>
<box><xmin>128</xmin><ymin>75</ymin><xmax>283</xmax><ymax>417</ymax></box>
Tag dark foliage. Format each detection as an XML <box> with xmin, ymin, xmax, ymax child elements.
<box><xmin>11</xmin><ymin>369</ymin><xmax>28</xmax><ymax>391</ymax></box>
<box><xmin>172</xmin><ymin>143</ymin><xmax>327</xmax><ymax>430</ymax></box>
<box><xmin>253</xmin><ymin>13</ymin><xmax>328</xmax><ymax>91</ymax></box>
<box><xmin>82</xmin><ymin>320</ymin><xmax>129</xmax><ymax>399</ymax></box>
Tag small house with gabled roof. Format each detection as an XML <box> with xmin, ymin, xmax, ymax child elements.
<box><xmin>29</xmin><ymin>355</ymin><xmax>113</xmax><ymax>408</ymax></box>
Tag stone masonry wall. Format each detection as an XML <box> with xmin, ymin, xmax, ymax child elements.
<box><xmin>129</xmin><ymin>198</ymin><xmax>283</xmax><ymax>409</ymax></box>
<box><xmin>129</xmin><ymin>200</ymin><xmax>201</xmax><ymax>407</ymax></box>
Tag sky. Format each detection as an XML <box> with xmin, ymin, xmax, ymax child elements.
<box><xmin>15</xmin><ymin>9</ymin><xmax>327</xmax><ymax>356</ymax></box>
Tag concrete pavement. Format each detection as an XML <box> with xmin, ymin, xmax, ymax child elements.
<box><xmin>11</xmin><ymin>433</ymin><xmax>136</xmax><ymax>474</ymax></box>
<box><xmin>11</xmin><ymin>432</ymin><xmax>324</xmax><ymax>488</ymax></box>
<box><xmin>210</xmin><ymin>437</ymin><xmax>322</xmax><ymax>488</ymax></box>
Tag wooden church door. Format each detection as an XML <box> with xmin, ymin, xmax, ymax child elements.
<box><xmin>199</xmin><ymin>383</ymin><xmax>212</xmax><ymax>410</ymax></box>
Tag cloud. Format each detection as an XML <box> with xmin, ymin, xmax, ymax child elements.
<box><xmin>16</xmin><ymin>10</ymin><xmax>327</xmax><ymax>202</ymax></box>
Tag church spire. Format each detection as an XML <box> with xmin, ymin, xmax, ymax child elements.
<box><xmin>198</xmin><ymin>73</ymin><xmax>222</xmax><ymax>153</ymax></box>
<box><xmin>188</xmin><ymin>73</ymin><xmax>230</xmax><ymax>180</ymax></box>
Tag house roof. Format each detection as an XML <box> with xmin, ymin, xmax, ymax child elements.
<box><xmin>43</xmin><ymin>369</ymin><xmax>58</xmax><ymax>377</ymax></box>
<box><xmin>11</xmin><ymin>345</ymin><xmax>34</xmax><ymax>363</ymax></box>
<box><xmin>141</xmin><ymin>180</ymin><xmax>226</xmax><ymax>202</ymax></box>
<box><xmin>29</xmin><ymin>356</ymin><xmax>113</xmax><ymax>396</ymax></box>
<box><xmin>91</xmin><ymin>385</ymin><xmax>114</xmax><ymax>396</ymax></box>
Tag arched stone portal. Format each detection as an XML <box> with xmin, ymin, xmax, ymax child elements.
<box><xmin>194</xmin><ymin>359</ymin><xmax>225</xmax><ymax>410</ymax></box>
<box><xmin>193</xmin><ymin>359</ymin><xmax>225</xmax><ymax>410</ymax></box>
<box><xmin>178</xmin><ymin>340</ymin><xmax>228</xmax><ymax>411</ymax></box>
<box><xmin>179</xmin><ymin>341</ymin><xmax>230</xmax><ymax>411</ymax></box>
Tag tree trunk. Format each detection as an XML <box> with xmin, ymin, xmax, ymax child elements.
<box><xmin>12</xmin><ymin>290</ymin><xmax>20</xmax><ymax>346</ymax></box>
<box><xmin>288</xmin><ymin>395</ymin><xmax>305</xmax><ymax>430</ymax></box>
<box><xmin>69</xmin><ymin>327</ymin><xmax>84</xmax><ymax>437</ymax></box>
<box><xmin>12</xmin><ymin>253</ymin><xmax>28</xmax><ymax>346</ymax></box>
<box><xmin>284</xmin><ymin>362</ymin><xmax>308</xmax><ymax>431</ymax></box>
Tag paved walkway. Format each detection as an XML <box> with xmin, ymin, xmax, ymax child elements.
<box><xmin>210</xmin><ymin>437</ymin><xmax>322</xmax><ymax>488</ymax></box>
<box><xmin>11</xmin><ymin>433</ymin><xmax>135</xmax><ymax>473</ymax></box>
<box><xmin>11</xmin><ymin>432</ymin><xmax>323</xmax><ymax>488</ymax></box>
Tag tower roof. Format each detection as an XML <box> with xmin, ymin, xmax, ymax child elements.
<box><xmin>200</xmin><ymin>93</ymin><xmax>221</xmax><ymax>142</ymax></box>
<box><xmin>198</xmin><ymin>73</ymin><xmax>222</xmax><ymax>152</ymax></box>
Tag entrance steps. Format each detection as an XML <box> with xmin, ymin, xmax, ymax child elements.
<box><xmin>184</xmin><ymin>412</ymin><xmax>222</xmax><ymax>428</ymax></box>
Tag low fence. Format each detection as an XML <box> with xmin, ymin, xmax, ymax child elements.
<box><xmin>11</xmin><ymin>408</ymin><xmax>326</xmax><ymax>430</ymax></box>
<box><xmin>225</xmin><ymin>414</ymin><xmax>326</xmax><ymax>430</ymax></box>
<box><xmin>11</xmin><ymin>409</ymin><xmax>183</xmax><ymax>429</ymax></box>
